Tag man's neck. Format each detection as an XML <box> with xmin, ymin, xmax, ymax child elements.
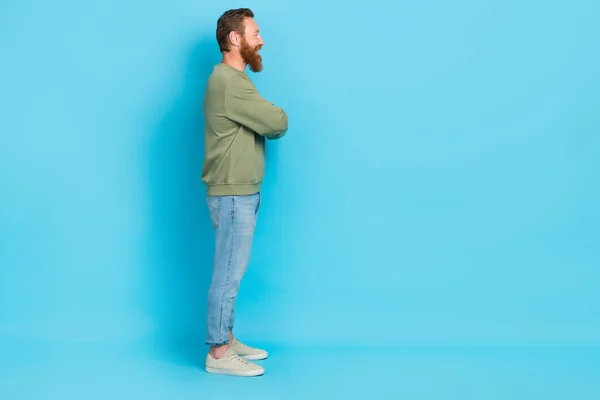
<box><xmin>221</xmin><ymin>53</ymin><xmax>247</xmax><ymax>72</ymax></box>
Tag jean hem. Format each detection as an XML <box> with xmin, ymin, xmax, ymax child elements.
<box><xmin>206</xmin><ymin>338</ymin><xmax>230</xmax><ymax>347</ymax></box>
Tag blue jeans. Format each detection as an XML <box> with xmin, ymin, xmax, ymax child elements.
<box><xmin>205</xmin><ymin>193</ymin><xmax>260</xmax><ymax>346</ymax></box>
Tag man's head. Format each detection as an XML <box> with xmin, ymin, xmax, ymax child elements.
<box><xmin>216</xmin><ymin>8</ymin><xmax>264</xmax><ymax>72</ymax></box>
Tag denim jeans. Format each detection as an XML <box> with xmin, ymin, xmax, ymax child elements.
<box><xmin>205</xmin><ymin>193</ymin><xmax>260</xmax><ymax>346</ymax></box>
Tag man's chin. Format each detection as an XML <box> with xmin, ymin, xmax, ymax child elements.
<box><xmin>249</xmin><ymin>60</ymin><xmax>263</xmax><ymax>72</ymax></box>
<box><xmin>253</xmin><ymin>56</ymin><xmax>263</xmax><ymax>72</ymax></box>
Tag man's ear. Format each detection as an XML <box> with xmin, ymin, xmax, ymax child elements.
<box><xmin>228</xmin><ymin>31</ymin><xmax>240</xmax><ymax>48</ymax></box>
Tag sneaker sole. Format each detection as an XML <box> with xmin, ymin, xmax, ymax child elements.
<box><xmin>205</xmin><ymin>367</ymin><xmax>264</xmax><ymax>377</ymax></box>
<box><xmin>241</xmin><ymin>352</ymin><xmax>268</xmax><ymax>361</ymax></box>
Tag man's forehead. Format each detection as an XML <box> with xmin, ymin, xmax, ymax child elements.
<box><xmin>244</xmin><ymin>17</ymin><xmax>259</xmax><ymax>32</ymax></box>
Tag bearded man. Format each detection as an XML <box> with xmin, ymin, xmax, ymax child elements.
<box><xmin>200</xmin><ymin>8</ymin><xmax>289</xmax><ymax>377</ymax></box>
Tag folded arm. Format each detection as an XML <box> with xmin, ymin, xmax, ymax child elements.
<box><xmin>225</xmin><ymin>76</ymin><xmax>288</xmax><ymax>139</ymax></box>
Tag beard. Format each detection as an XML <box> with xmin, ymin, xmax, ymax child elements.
<box><xmin>240</xmin><ymin>38</ymin><xmax>263</xmax><ymax>72</ymax></box>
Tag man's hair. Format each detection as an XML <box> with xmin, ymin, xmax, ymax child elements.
<box><xmin>216</xmin><ymin>8</ymin><xmax>254</xmax><ymax>53</ymax></box>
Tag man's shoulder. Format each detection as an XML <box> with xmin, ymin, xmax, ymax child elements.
<box><xmin>209</xmin><ymin>67</ymin><xmax>254</xmax><ymax>97</ymax></box>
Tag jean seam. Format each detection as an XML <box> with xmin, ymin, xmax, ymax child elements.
<box><xmin>217</xmin><ymin>196</ymin><xmax>235</xmax><ymax>345</ymax></box>
<box><xmin>215</xmin><ymin>196</ymin><xmax>221</xmax><ymax>228</ymax></box>
<box><xmin>208</xmin><ymin>196</ymin><xmax>222</xmax><ymax>229</ymax></box>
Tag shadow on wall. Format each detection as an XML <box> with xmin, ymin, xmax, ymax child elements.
<box><xmin>146</xmin><ymin>36</ymin><xmax>220</xmax><ymax>367</ymax></box>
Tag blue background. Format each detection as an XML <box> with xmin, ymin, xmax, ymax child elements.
<box><xmin>1</xmin><ymin>0</ymin><xmax>599</xmax><ymax>398</ymax></box>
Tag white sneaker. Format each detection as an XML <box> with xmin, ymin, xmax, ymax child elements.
<box><xmin>230</xmin><ymin>338</ymin><xmax>269</xmax><ymax>361</ymax></box>
<box><xmin>205</xmin><ymin>349</ymin><xmax>264</xmax><ymax>377</ymax></box>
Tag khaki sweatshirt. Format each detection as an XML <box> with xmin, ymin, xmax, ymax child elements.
<box><xmin>201</xmin><ymin>63</ymin><xmax>288</xmax><ymax>196</ymax></box>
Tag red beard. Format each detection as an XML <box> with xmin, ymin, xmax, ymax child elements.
<box><xmin>240</xmin><ymin>39</ymin><xmax>263</xmax><ymax>72</ymax></box>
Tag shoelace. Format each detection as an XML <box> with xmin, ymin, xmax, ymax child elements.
<box><xmin>228</xmin><ymin>351</ymin><xmax>250</xmax><ymax>367</ymax></box>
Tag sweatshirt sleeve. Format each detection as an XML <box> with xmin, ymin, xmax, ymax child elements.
<box><xmin>224</xmin><ymin>75</ymin><xmax>288</xmax><ymax>139</ymax></box>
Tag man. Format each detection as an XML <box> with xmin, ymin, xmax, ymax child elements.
<box><xmin>201</xmin><ymin>8</ymin><xmax>288</xmax><ymax>377</ymax></box>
